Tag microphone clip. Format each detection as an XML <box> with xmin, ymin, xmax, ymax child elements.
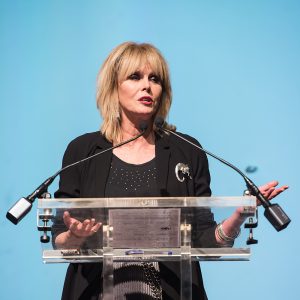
<box><xmin>243</xmin><ymin>190</ymin><xmax>258</xmax><ymax>245</ymax></box>
<box><xmin>37</xmin><ymin>192</ymin><xmax>54</xmax><ymax>243</ymax></box>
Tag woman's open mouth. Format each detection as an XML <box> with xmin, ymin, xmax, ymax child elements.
<box><xmin>138</xmin><ymin>96</ymin><xmax>153</xmax><ymax>105</ymax></box>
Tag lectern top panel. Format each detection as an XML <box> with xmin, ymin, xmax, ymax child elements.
<box><xmin>38</xmin><ymin>196</ymin><xmax>256</xmax><ymax>209</ymax></box>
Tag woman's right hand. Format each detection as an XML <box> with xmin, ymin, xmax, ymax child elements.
<box><xmin>63</xmin><ymin>211</ymin><xmax>102</xmax><ymax>238</ymax></box>
<box><xmin>55</xmin><ymin>211</ymin><xmax>102</xmax><ymax>248</ymax></box>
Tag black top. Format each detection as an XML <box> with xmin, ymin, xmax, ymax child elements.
<box><xmin>105</xmin><ymin>154</ymin><xmax>159</xmax><ymax>197</ymax></box>
<box><xmin>54</xmin><ymin>131</ymin><xmax>217</xmax><ymax>300</ymax></box>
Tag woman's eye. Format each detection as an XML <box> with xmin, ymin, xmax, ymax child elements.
<box><xmin>128</xmin><ymin>73</ymin><xmax>140</xmax><ymax>80</ymax></box>
<box><xmin>150</xmin><ymin>75</ymin><xmax>161</xmax><ymax>84</ymax></box>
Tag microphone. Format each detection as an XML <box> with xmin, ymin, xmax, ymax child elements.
<box><xmin>139</xmin><ymin>120</ymin><xmax>148</xmax><ymax>132</ymax></box>
<box><xmin>155</xmin><ymin>117</ymin><xmax>291</xmax><ymax>232</ymax></box>
<box><xmin>6</xmin><ymin>123</ymin><xmax>148</xmax><ymax>225</ymax></box>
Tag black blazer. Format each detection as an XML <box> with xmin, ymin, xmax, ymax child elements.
<box><xmin>54</xmin><ymin>131</ymin><xmax>217</xmax><ymax>300</ymax></box>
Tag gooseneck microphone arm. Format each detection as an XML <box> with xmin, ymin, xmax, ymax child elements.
<box><xmin>6</xmin><ymin>123</ymin><xmax>148</xmax><ymax>225</ymax></box>
<box><xmin>155</xmin><ymin>117</ymin><xmax>290</xmax><ymax>232</ymax></box>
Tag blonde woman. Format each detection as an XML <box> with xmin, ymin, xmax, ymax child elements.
<box><xmin>54</xmin><ymin>42</ymin><xmax>287</xmax><ymax>300</ymax></box>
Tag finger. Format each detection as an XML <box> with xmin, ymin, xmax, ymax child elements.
<box><xmin>82</xmin><ymin>219</ymin><xmax>90</xmax><ymax>228</ymax></box>
<box><xmin>259</xmin><ymin>181</ymin><xmax>279</xmax><ymax>192</ymax></box>
<box><xmin>82</xmin><ymin>219</ymin><xmax>94</xmax><ymax>233</ymax></box>
<box><xmin>85</xmin><ymin>219</ymin><xmax>96</xmax><ymax>233</ymax></box>
<box><xmin>95</xmin><ymin>222</ymin><xmax>102</xmax><ymax>230</ymax></box>
<box><xmin>91</xmin><ymin>222</ymin><xmax>102</xmax><ymax>233</ymax></box>
<box><xmin>63</xmin><ymin>211</ymin><xmax>71</xmax><ymax>227</ymax></box>
<box><xmin>69</xmin><ymin>220</ymin><xmax>80</xmax><ymax>232</ymax></box>
<box><xmin>85</xmin><ymin>222</ymin><xmax>94</xmax><ymax>232</ymax></box>
<box><xmin>263</xmin><ymin>187</ymin><xmax>275</xmax><ymax>198</ymax></box>
<box><xmin>82</xmin><ymin>219</ymin><xmax>90</xmax><ymax>225</ymax></box>
<box><xmin>268</xmin><ymin>186</ymin><xmax>289</xmax><ymax>199</ymax></box>
<box><xmin>90</xmin><ymin>218</ymin><xmax>96</xmax><ymax>227</ymax></box>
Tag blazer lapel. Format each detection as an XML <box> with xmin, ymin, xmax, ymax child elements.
<box><xmin>94</xmin><ymin>135</ymin><xmax>113</xmax><ymax>197</ymax></box>
<box><xmin>155</xmin><ymin>134</ymin><xmax>171</xmax><ymax>196</ymax></box>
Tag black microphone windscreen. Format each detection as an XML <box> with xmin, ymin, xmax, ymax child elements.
<box><xmin>154</xmin><ymin>116</ymin><xmax>165</xmax><ymax>129</ymax></box>
<box><xmin>139</xmin><ymin>121</ymin><xmax>148</xmax><ymax>132</ymax></box>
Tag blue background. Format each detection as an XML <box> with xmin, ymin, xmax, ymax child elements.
<box><xmin>1</xmin><ymin>1</ymin><xmax>299</xmax><ymax>299</ymax></box>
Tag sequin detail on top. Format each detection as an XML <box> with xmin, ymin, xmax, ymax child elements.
<box><xmin>105</xmin><ymin>154</ymin><xmax>159</xmax><ymax>198</ymax></box>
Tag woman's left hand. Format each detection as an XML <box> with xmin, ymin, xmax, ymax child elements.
<box><xmin>258</xmin><ymin>180</ymin><xmax>289</xmax><ymax>203</ymax></box>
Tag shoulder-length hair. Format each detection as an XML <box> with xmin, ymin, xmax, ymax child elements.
<box><xmin>96</xmin><ymin>41</ymin><xmax>173</xmax><ymax>143</ymax></box>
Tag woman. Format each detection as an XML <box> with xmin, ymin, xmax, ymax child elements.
<box><xmin>53</xmin><ymin>42</ymin><xmax>288</xmax><ymax>299</ymax></box>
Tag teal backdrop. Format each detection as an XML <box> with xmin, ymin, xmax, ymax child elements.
<box><xmin>1</xmin><ymin>1</ymin><xmax>299</xmax><ymax>299</ymax></box>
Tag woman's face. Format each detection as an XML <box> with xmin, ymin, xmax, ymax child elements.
<box><xmin>117</xmin><ymin>65</ymin><xmax>162</xmax><ymax>123</ymax></box>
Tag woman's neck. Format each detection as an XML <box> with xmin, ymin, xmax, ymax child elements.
<box><xmin>119</xmin><ymin>118</ymin><xmax>155</xmax><ymax>145</ymax></box>
<box><xmin>113</xmin><ymin>120</ymin><xmax>155</xmax><ymax>164</ymax></box>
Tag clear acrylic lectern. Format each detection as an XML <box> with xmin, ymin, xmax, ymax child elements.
<box><xmin>37</xmin><ymin>196</ymin><xmax>256</xmax><ymax>300</ymax></box>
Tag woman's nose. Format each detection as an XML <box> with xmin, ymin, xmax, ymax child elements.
<box><xmin>141</xmin><ymin>77</ymin><xmax>151</xmax><ymax>91</ymax></box>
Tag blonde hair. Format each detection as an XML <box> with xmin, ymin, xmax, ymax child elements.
<box><xmin>96</xmin><ymin>41</ymin><xmax>173</xmax><ymax>143</ymax></box>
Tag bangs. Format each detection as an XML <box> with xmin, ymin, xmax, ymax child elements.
<box><xmin>117</xmin><ymin>46</ymin><xmax>166</xmax><ymax>83</ymax></box>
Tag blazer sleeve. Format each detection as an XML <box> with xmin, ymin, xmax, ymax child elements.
<box><xmin>54</xmin><ymin>138</ymin><xmax>83</xmax><ymax>199</ymax></box>
<box><xmin>51</xmin><ymin>135</ymin><xmax>104</xmax><ymax>249</ymax></box>
<box><xmin>52</xmin><ymin>138</ymin><xmax>83</xmax><ymax>245</ymax></box>
<box><xmin>188</xmin><ymin>135</ymin><xmax>219</xmax><ymax>248</ymax></box>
